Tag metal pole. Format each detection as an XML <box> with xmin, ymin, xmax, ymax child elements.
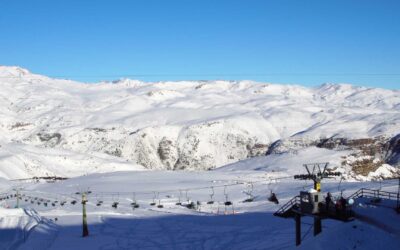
<box><xmin>295</xmin><ymin>214</ymin><xmax>301</xmax><ymax>246</ymax></box>
<box><xmin>82</xmin><ymin>192</ymin><xmax>89</xmax><ymax>237</ymax></box>
<box><xmin>314</xmin><ymin>217</ymin><xmax>322</xmax><ymax>236</ymax></box>
<box><xmin>397</xmin><ymin>177</ymin><xmax>400</xmax><ymax>213</ymax></box>
<box><xmin>16</xmin><ymin>189</ymin><xmax>20</xmax><ymax>209</ymax></box>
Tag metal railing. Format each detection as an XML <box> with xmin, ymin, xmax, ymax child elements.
<box><xmin>274</xmin><ymin>195</ymin><xmax>300</xmax><ymax>217</ymax></box>
<box><xmin>348</xmin><ymin>188</ymin><xmax>399</xmax><ymax>201</ymax></box>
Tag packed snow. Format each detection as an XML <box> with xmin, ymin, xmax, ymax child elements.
<box><xmin>0</xmin><ymin>167</ymin><xmax>399</xmax><ymax>250</ymax></box>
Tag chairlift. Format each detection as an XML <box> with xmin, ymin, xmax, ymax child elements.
<box><xmin>156</xmin><ymin>192</ymin><xmax>164</xmax><ymax>208</ymax></box>
<box><xmin>111</xmin><ymin>193</ymin><xmax>119</xmax><ymax>209</ymax></box>
<box><xmin>131</xmin><ymin>192</ymin><xmax>139</xmax><ymax>208</ymax></box>
<box><xmin>207</xmin><ymin>187</ymin><xmax>215</xmax><ymax>204</ymax></box>
<box><xmin>186</xmin><ymin>201</ymin><xmax>196</xmax><ymax>209</ymax></box>
<box><xmin>112</xmin><ymin>201</ymin><xmax>119</xmax><ymax>208</ymax></box>
<box><xmin>268</xmin><ymin>192</ymin><xmax>279</xmax><ymax>204</ymax></box>
<box><xmin>185</xmin><ymin>189</ymin><xmax>190</xmax><ymax>203</ymax></box>
<box><xmin>267</xmin><ymin>179</ymin><xmax>279</xmax><ymax>204</ymax></box>
<box><xmin>176</xmin><ymin>190</ymin><xmax>182</xmax><ymax>206</ymax></box>
<box><xmin>224</xmin><ymin>186</ymin><xmax>233</xmax><ymax>206</ymax></box>
<box><xmin>243</xmin><ymin>182</ymin><xmax>254</xmax><ymax>203</ymax></box>
<box><xmin>96</xmin><ymin>194</ymin><xmax>103</xmax><ymax>207</ymax></box>
<box><xmin>150</xmin><ymin>192</ymin><xmax>156</xmax><ymax>206</ymax></box>
<box><xmin>223</xmin><ymin>186</ymin><xmax>235</xmax><ymax>214</ymax></box>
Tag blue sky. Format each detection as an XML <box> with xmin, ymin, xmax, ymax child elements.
<box><xmin>0</xmin><ymin>0</ymin><xmax>399</xmax><ymax>89</ymax></box>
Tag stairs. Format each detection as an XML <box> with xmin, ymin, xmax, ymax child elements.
<box><xmin>273</xmin><ymin>195</ymin><xmax>300</xmax><ymax>218</ymax></box>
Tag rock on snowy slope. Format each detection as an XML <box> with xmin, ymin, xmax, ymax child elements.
<box><xmin>0</xmin><ymin>66</ymin><xmax>399</xmax><ymax>178</ymax></box>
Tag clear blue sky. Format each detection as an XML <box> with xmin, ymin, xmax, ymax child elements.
<box><xmin>1</xmin><ymin>0</ymin><xmax>399</xmax><ymax>89</ymax></box>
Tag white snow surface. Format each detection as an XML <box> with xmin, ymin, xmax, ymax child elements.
<box><xmin>0</xmin><ymin>66</ymin><xmax>399</xmax><ymax>178</ymax></box>
<box><xmin>0</xmin><ymin>167</ymin><xmax>399</xmax><ymax>250</ymax></box>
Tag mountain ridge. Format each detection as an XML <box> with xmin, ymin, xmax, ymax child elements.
<box><xmin>0</xmin><ymin>66</ymin><xmax>399</xmax><ymax>179</ymax></box>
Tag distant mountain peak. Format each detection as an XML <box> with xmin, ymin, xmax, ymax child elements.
<box><xmin>0</xmin><ymin>66</ymin><xmax>31</xmax><ymax>77</ymax></box>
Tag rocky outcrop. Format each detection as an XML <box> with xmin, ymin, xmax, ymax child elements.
<box><xmin>267</xmin><ymin>135</ymin><xmax>400</xmax><ymax>179</ymax></box>
<box><xmin>384</xmin><ymin>134</ymin><xmax>400</xmax><ymax>166</ymax></box>
<box><xmin>157</xmin><ymin>137</ymin><xmax>178</xmax><ymax>170</ymax></box>
<box><xmin>37</xmin><ymin>132</ymin><xmax>61</xmax><ymax>147</ymax></box>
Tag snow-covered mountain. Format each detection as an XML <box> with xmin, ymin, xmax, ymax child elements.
<box><xmin>0</xmin><ymin>66</ymin><xmax>399</xmax><ymax>179</ymax></box>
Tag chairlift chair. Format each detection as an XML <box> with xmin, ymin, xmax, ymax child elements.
<box><xmin>111</xmin><ymin>193</ymin><xmax>119</xmax><ymax>208</ymax></box>
<box><xmin>150</xmin><ymin>192</ymin><xmax>157</xmax><ymax>206</ymax></box>
<box><xmin>131</xmin><ymin>193</ymin><xmax>139</xmax><ymax>208</ymax></box>
<box><xmin>243</xmin><ymin>182</ymin><xmax>254</xmax><ymax>203</ymax></box>
<box><xmin>223</xmin><ymin>186</ymin><xmax>235</xmax><ymax>214</ymax></box>
<box><xmin>224</xmin><ymin>186</ymin><xmax>233</xmax><ymax>206</ymax></box>
<box><xmin>176</xmin><ymin>190</ymin><xmax>183</xmax><ymax>206</ymax></box>
<box><xmin>186</xmin><ymin>201</ymin><xmax>196</xmax><ymax>209</ymax></box>
<box><xmin>207</xmin><ymin>187</ymin><xmax>215</xmax><ymax>205</ymax></box>
<box><xmin>267</xmin><ymin>179</ymin><xmax>279</xmax><ymax>204</ymax></box>
<box><xmin>156</xmin><ymin>192</ymin><xmax>164</xmax><ymax>208</ymax></box>
<box><xmin>112</xmin><ymin>202</ymin><xmax>119</xmax><ymax>208</ymax></box>
<box><xmin>268</xmin><ymin>191</ymin><xmax>279</xmax><ymax>204</ymax></box>
<box><xmin>96</xmin><ymin>194</ymin><xmax>103</xmax><ymax>206</ymax></box>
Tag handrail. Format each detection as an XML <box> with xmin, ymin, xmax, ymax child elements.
<box><xmin>274</xmin><ymin>195</ymin><xmax>300</xmax><ymax>216</ymax></box>
<box><xmin>275</xmin><ymin>188</ymin><xmax>399</xmax><ymax>217</ymax></box>
<box><xmin>348</xmin><ymin>188</ymin><xmax>398</xmax><ymax>201</ymax></box>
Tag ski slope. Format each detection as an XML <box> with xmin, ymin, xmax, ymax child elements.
<box><xmin>0</xmin><ymin>168</ymin><xmax>399</xmax><ymax>250</ymax></box>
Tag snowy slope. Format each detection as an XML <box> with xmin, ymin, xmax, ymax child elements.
<box><xmin>0</xmin><ymin>169</ymin><xmax>399</xmax><ymax>250</ymax></box>
<box><xmin>0</xmin><ymin>66</ymin><xmax>399</xmax><ymax>178</ymax></box>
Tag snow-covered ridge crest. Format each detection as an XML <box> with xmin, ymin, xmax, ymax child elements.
<box><xmin>0</xmin><ymin>66</ymin><xmax>399</xmax><ymax>179</ymax></box>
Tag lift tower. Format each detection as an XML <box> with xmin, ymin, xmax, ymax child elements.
<box><xmin>293</xmin><ymin>162</ymin><xmax>341</xmax><ymax>238</ymax></box>
<box><xmin>294</xmin><ymin>162</ymin><xmax>341</xmax><ymax>192</ymax></box>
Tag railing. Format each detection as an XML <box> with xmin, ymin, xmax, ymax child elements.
<box><xmin>348</xmin><ymin>188</ymin><xmax>399</xmax><ymax>201</ymax></box>
<box><xmin>274</xmin><ymin>195</ymin><xmax>300</xmax><ymax>217</ymax></box>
